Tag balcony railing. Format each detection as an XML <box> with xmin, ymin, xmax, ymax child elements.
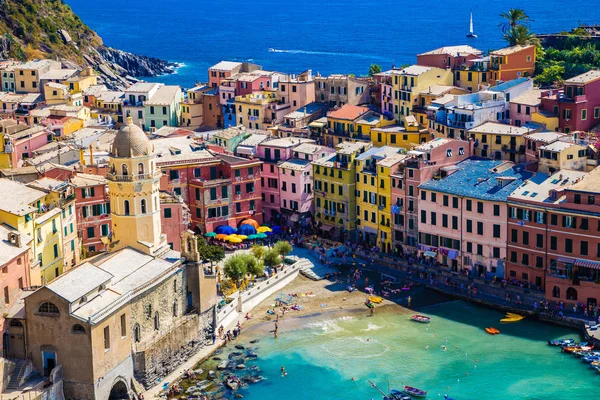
<box><xmin>106</xmin><ymin>170</ymin><xmax>162</xmax><ymax>182</ymax></box>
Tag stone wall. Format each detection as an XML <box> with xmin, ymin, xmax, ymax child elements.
<box><xmin>0</xmin><ymin>358</ymin><xmax>16</xmax><ymax>393</ymax></box>
<box><xmin>133</xmin><ymin>308</ymin><xmax>214</xmax><ymax>389</ymax></box>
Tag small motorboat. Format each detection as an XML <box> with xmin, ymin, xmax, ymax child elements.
<box><xmin>563</xmin><ymin>344</ymin><xmax>594</xmax><ymax>354</ymax></box>
<box><xmin>387</xmin><ymin>389</ymin><xmax>412</xmax><ymax>400</ymax></box>
<box><xmin>500</xmin><ymin>313</ymin><xmax>525</xmax><ymax>323</ymax></box>
<box><xmin>411</xmin><ymin>315</ymin><xmax>431</xmax><ymax>323</ymax></box>
<box><xmin>485</xmin><ymin>327</ymin><xmax>500</xmax><ymax>335</ymax></box>
<box><xmin>548</xmin><ymin>338</ymin><xmax>574</xmax><ymax>346</ymax></box>
<box><xmin>403</xmin><ymin>385</ymin><xmax>427</xmax><ymax>398</ymax></box>
<box><xmin>582</xmin><ymin>355</ymin><xmax>600</xmax><ymax>363</ymax></box>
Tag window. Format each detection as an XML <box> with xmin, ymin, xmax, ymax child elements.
<box><xmin>522</xmin><ymin>253</ymin><xmax>529</xmax><ymax>266</ymax></box>
<box><xmin>452</xmin><ymin>197</ymin><xmax>458</xmax><ymax>209</ymax></box>
<box><xmin>493</xmin><ymin>205</ymin><xmax>500</xmax><ymax>216</ymax></box>
<box><xmin>477</xmin><ymin>221</ymin><xmax>483</xmax><ymax>235</ymax></box>
<box><xmin>581</xmin><ymin>241</ymin><xmax>589</xmax><ymax>256</ymax></box>
<box><xmin>163</xmin><ymin>208</ymin><xmax>172</xmax><ymax>218</ymax></box>
<box><xmin>210</xmin><ymin>187</ymin><xmax>217</xmax><ymax>200</ymax></box>
<box><xmin>141</xmin><ymin>199</ymin><xmax>147</xmax><ymax>214</ymax></box>
<box><xmin>154</xmin><ymin>312</ymin><xmax>160</xmax><ymax>330</ymax></box>
<box><xmin>443</xmin><ymin>195</ymin><xmax>449</xmax><ymax>207</ymax></box>
<box><xmin>442</xmin><ymin>214</ymin><xmax>448</xmax><ymax>228</ymax></box>
<box><xmin>565</xmin><ymin>238</ymin><xmax>573</xmax><ymax>253</ymax></box>
<box><xmin>522</xmin><ymin>231</ymin><xmax>529</xmax><ymax>245</ymax></box>
<box><xmin>452</xmin><ymin>216</ymin><xmax>458</xmax><ymax>230</ymax></box>
<box><xmin>431</xmin><ymin>212</ymin><xmax>437</xmax><ymax>226</ymax></box>
<box><xmin>477</xmin><ymin>202</ymin><xmax>484</xmax><ymax>213</ymax></box>
<box><xmin>104</xmin><ymin>326</ymin><xmax>110</xmax><ymax>350</ymax></box>
<box><xmin>511</xmin><ymin>229</ymin><xmax>518</xmax><ymax>243</ymax></box>
<box><xmin>466</xmin><ymin>219</ymin><xmax>472</xmax><ymax>233</ymax></box>
<box><xmin>431</xmin><ymin>193</ymin><xmax>436</xmax><ymax>202</ymax></box>
<box><xmin>421</xmin><ymin>191</ymin><xmax>427</xmax><ymax>201</ymax></box>
<box><xmin>493</xmin><ymin>247</ymin><xmax>500</xmax><ymax>259</ymax></box>
<box><xmin>121</xmin><ymin>314</ymin><xmax>127</xmax><ymax>337</ymax></box>
<box><xmin>466</xmin><ymin>199</ymin><xmax>472</xmax><ymax>211</ymax></box>
<box><xmin>133</xmin><ymin>324</ymin><xmax>141</xmax><ymax>342</ymax></box>
<box><xmin>477</xmin><ymin>244</ymin><xmax>483</xmax><ymax>256</ymax></box>
<box><xmin>38</xmin><ymin>302</ymin><xmax>60</xmax><ymax>315</ymax></box>
<box><xmin>421</xmin><ymin>210</ymin><xmax>426</xmax><ymax>224</ymax></box>
<box><xmin>582</xmin><ymin>109</ymin><xmax>587</xmax><ymax>120</ymax></box>
<box><xmin>87</xmin><ymin>226</ymin><xmax>95</xmax><ymax>238</ymax></box>
<box><xmin>72</xmin><ymin>324</ymin><xmax>86</xmax><ymax>334</ymax></box>
<box><xmin>536</xmin><ymin>234</ymin><xmax>543</xmax><ymax>248</ymax></box>
<box><xmin>467</xmin><ymin>242</ymin><xmax>473</xmax><ymax>253</ymax></box>
<box><xmin>493</xmin><ymin>224</ymin><xmax>501</xmax><ymax>238</ymax></box>
<box><xmin>550</xmin><ymin>236</ymin><xmax>557</xmax><ymax>250</ymax></box>
<box><xmin>124</xmin><ymin>200</ymin><xmax>130</xmax><ymax>215</ymax></box>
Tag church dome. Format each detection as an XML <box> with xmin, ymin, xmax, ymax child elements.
<box><xmin>111</xmin><ymin>116</ymin><xmax>152</xmax><ymax>157</ymax></box>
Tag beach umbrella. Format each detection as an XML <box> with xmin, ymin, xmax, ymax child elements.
<box><xmin>228</xmin><ymin>237</ymin><xmax>243</xmax><ymax>243</ymax></box>
<box><xmin>264</xmin><ymin>231</ymin><xmax>273</xmax><ymax>236</ymax></box>
<box><xmin>272</xmin><ymin>225</ymin><xmax>282</xmax><ymax>234</ymax></box>
<box><xmin>215</xmin><ymin>234</ymin><xmax>229</xmax><ymax>240</ymax></box>
<box><xmin>238</xmin><ymin>224</ymin><xmax>257</xmax><ymax>235</ymax></box>
<box><xmin>257</xmin><ymin>226</ymin><xmax>272</xmax><ymax>233</ymax></box>
<box><xmin>247</xmin><ymin>234</ymin><xmax>259</xmax><ymax>240</ymax></box>
<box><xmin>215</xmin><ymin>225</ymin><xmax>236</xmax><ymax>235</ymax></box>
<box><xmin>237</xmin><ymin>235</ymin><xmax>248</xmax><ymax>240</ymax></box>
<box><xmin>256</xmin><ymin>233</ymin><xmax>267</xmax><ymax>239</ymax></box>
<box><xmin>205</xmin><ymin>232</ymin><xmax>217</xmax><ymax>237</ymax></box>
<box><xmin>240</xmin><ymin>219</ymin><xmax>260</xmax><ymax>229</ymax></box>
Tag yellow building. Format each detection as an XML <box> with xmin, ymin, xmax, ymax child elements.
<box><xmin>454</xmin><ymin>68</ymin><xmax>490</xmax><ymax>92</ymax></box>
<box><xmin>370</xmin><ymin>115</ymin><xmax>429</xmax><ymax>149</ymax></box>
<box><xmin>324</xmin><ymin>104</ymin><xmax>395</xmax><ymax>147</ymax></box>
<box><xmin>391</xmin><ymin>65</ymin><xmax>453</xmax><ymax>123</ymax></box>
<box><xmin>44</xmin><ymin>82</ymin><xmax>70</xmax><ymax>105</ymax></box>
<box><xmin>532</xmin><ymin>110</ymin><xmax>559</xmax><ymax>132</ymax></box>
<box><xmin>106</xmin><ymin>115</ymin><xmax>170</xmax><ymax>256</ymax></box>
<box><xmin>312</xmin><ymin>141</ymin><xmax>371</xmax><ymax>238</ymax></box>
<box><xmin>62</xmin><ymin>67</ymin><xmax>98</xmax><ymax>94</ymax></box>
<box><xmin>0</xmin><ymin>178</ymin><xmax>77</xmax><ymax>284</ymax></box>
<box><xmin>467</xmin><ymin>122</ymin><xmax>531</xmax><ymax>163</ymax></box>
<box><xmin>355</xmin><ymin>147</ymin><xmax>405</xmax><ymax>252</ymax></box>
<box><xmin>235</xmin><ymin>91</ymin><xmax>288</xmax><ymax>130</ymax></box>
<box><xmin>538</xmin><ymin>140</ymin><xmax>588</xmax><ymax>174</ymax></box>
<box><xmin>14</xmin><ymin>60</ymin><xmax>61</xmax><ymax>93</ymax></box>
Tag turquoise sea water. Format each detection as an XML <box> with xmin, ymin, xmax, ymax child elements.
<box><xmin>222</xmin><ymin>301</ymin><xmax>598</xmax><ymax>400</ymax></box>
<box><xmin>65</xmin><ymin>0</ymin><xmax>600</xmax><ymax>88</ymax></box>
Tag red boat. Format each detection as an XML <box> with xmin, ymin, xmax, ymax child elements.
<box><xmin>411</xmin><ymin>315</ymin><xmax>431</xmax><ymax>323</ymax></box>
<box><xmin>403</xmin><ymin>385</ymin><xmax>427</xmax><ymax>398</ymax></box>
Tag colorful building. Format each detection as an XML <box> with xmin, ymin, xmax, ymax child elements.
<box><xmin>489</xmin><ymin>45</ymin><xmax>536</xmax><ymax>85</ymax></box>
<box><xmin>235</xmin><ymin>91</ymin><xmax>289</xmax><ymax>130</ymax></box>
<box><xmin>467</xmin><ymin>122</ymin><xmax>533</xmax><ymax>163</ymax></box>
<box><xmin>509</xmin><ymin>88</ymin><xmax>542</xmax><ymax>127</ymax></box>
<box><xmin>324</xmin><ymin>104</ymin><xmax>395</xmax><ymax>147</ymax></box>
<box><xmin>14</xmin><ymin>60</ymin><xmax>62</xmax><ymax>93</ymax></box>
<box><xmin>417</xmin><ymin>45</ymin><xmax>483</xmax><ymax>70</ymax></box>
<box><xmin>144</xmin><ymin>85</ymin><xmax>183</xmax><ymax>131</ymax></box>
<box><xmin>391</xmin><ymin>138</ymin><xmax>474</xmax><ymax>255</ymax></box>
<box><xmin>390</xmin><ymin>65</ymin><xmax>453</xmax><ymax>123</ymax></box>
<box><xmin>355</xmin><ymin>147</ymin><xmax>405</xmax><ymax>252</ymax></box>
<box><xmin>312</xmin><ymin>141</ymin><xmax>371</xmax><ymax>241</ymax></box>
<box><xmin>539</xmin><ymin>70</ymin><xmax>600</xmax><ymax>133</ymax></box>
<box><xmin>277</xmin><ymin>70</ymin><xmax>315</xmax><ymax>112</ymax></box>
<box><xmin>314</xmin><ymin>74</ymin><xmax>371</xmax><ymax>108</ymax></box>
<box><xmin>418</xmin><ymin>158</ymin><xmax>531</xmax><ymax>275</ymax></box>
<box><xmin>70</xmin><ymin>173</ymin><xmax>111</xmax><ymax>255</ymax></box>
<box><xmin>159</xmin><ymin>191</ymin><xmax>190</xmax><ymax>251</ymax></box>
<box><xmin>0</xmin><ymin>125</ymin><xmax>51</xmax><ymax>169</ymax></box>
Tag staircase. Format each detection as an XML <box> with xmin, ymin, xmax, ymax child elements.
<box><xmin>5</xmin><ymin>359</ymin><xmax>27</xmax><ymax>391</ymax></box>
<box><xmin>297</xmin><ymin>258</ymin><xmax>321</xmax><ymax>280</ymax></box>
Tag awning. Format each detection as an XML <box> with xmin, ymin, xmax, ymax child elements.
<box><xmin>320</xmin><ymin>224</ymin><xmax>335</xmax><ymax>232</ymax></box>
<box><xmin>423</xmin><ymin>251</ymin><xmax>437</xmax><ymax>257</ymax></box>
<box><xmin>236</xmin><ymin>146</ymin><xmax>255</xmax><ymax>156</ymax></box>
<box><xmin>574</xmin><ymin>259</ymin><xmax>600</xmax><ymax>270</ymax></box>
<box><xmin>309</xmin><ymin>120</ymin><xmax>327</xmax><ymax>128</ymax></box>
<box><xmin>427</xmin><ymin>104</ymin><xmax>441</xmax><ymax>111</ymax></box>
<box><xmin>557</xmin><ymin>257</ymin><xmax>576</xmax><ymax>264</ymax></box>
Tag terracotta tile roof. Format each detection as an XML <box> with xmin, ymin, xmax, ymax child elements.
<box><xmin>327</xmin><ymin>104</ymin><xmax>370</xmax><ymax>120</ymax></box>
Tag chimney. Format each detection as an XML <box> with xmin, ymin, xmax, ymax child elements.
<box><xmin>8</xmin><ymin>232</ymin><xmax>21</xmax><ymax>248</ymax></box>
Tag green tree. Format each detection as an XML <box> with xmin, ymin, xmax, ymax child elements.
<box><xmin>263</xmin><ymin>249</ymin><xmax>281</xmax><ymax>269</ymax></box>
<box><xmin>535</xmin><ymin>63</ymin><xmax>566</xmax><ymax>86</ymax></box>
<box><xmin>223</xmin><ymin>255</ymin><xmax>247</xmax><ymax>285</ymax></box>
<box><xmin>197</xmin><ymin>236</ymin><xmax>225</xmax><ymax>265</ymax></box>
<box><xmin>240</xmin><ymin>253</ymin><xmax>264</xmax><ymax>277</ymax></box>
<box><xmin>503</xmin><ymin>24</ymin><xmax>539</xmax><ymax>46</ymax></box>
<box><xmin>273</xmin><ymin>241</ymin><xmax>293</xmax><ymax>261</ymax></box>
<box><xmin>250</xmin><ymin>244</ymin><xmax>266</xmax><ymax>260</ymax></box>
<box><xmin>368</xmin><ymin>64</ymin><xmax>382</xmax><ymax>77</ymax></box>
<box><xmin>499</xmin><ymin>8</ymin><xmax>531</xmax><ymax>34</ymax></box>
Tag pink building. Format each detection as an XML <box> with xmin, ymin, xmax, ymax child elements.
<box><xmin>160</xmin><ymin>192</ymin><xmax>190</xmax><ymax>251</ymax></box>
<box><xmin>375</xmin><ymin>71</ymin><xmax>394</xmax><ymax>118</ymax></box>
<box><xmin>236</xmin><ymin>71</ymin><xmax>279</xmax><ymax>97</ymax></box>
<box><xmin>540</xmin><ymin>70</ymin><xmax>600</xmax><ymax>133</ymax></box>
<box><xmin>4</xmin><ymin>125</ymin><xmax>50</xmax><ymax>168</ymax></box>
<box><xmin>256</xmin><ymin>137</ymin><xmax>315</xmax><ymax>224</ymax></box>
<box><xmin>70</xmin><ymin>173</ymin><xmax>111</xmax><ymax>254</ymax></box>
<box><xmin>390</xmin><ymin>138</ymin><xmax>473</xmax><ymax>255</ymax></box>
<box><xmin>416</xmin><ymin>45</ymin><xmax>483</xmax><ymax>70</ymax></box>
<box><xmin>509</xmin><ymin>89</ymin><xmax>542</xmax><ymax>127</ymax></box>
<box><xmin>418</xmin><ymin>158</ymin><xmax>531</xmax><ymax>276</ymax></box>
<box><xmin>277</xmin><ymin>143</ymin><xmax>335</xmax><ymax>226</ymax></box>
<box><xmin>277</xmin><ymin>70</ymin><xmax>316</xmax><ymax>111</ymax></box>
<box><xmin>0</xmin><ymin>225</ymin><xmax>32</xmax><ymax>357</ymax></box>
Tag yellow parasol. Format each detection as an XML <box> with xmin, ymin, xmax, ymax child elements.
<box><xmin>257</xmin><ymin>226</ymin><xmax>272</xmax><ymax>233</ymax></box>
<box><xmin>228</xmin><ymin>237</ymin><xmax>243</xmax><ymax>243</ymax></box>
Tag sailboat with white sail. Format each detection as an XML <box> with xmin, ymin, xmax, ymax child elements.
<box><xmin>467</xmin><ymin>10</ymin><xmax>477</xmax><ymax>38</ymax></box>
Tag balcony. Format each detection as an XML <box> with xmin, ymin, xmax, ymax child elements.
<box><xmin>107</xmin><ymin>170</ymin><xmax>162</xmax><ymax>182</ymax></box>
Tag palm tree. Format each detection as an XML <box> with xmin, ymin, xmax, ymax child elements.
<box><xmin>503</xmin><ymin>24</ymin><xmax>539</xmax><ymax>46</ymax></box>
<box><xmin>499</xmin><ymin>8</ymin><xmax>532</xmax><ymax>33</ymax></box>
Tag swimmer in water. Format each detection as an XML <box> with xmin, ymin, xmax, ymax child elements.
<box><xmin>442</xmin><ymin>345</ymin><xmax>447</xmax><ymax>351</ymax></box>
<box><xmin>281</xmin><ymin>366</ymin><xmax>286</xmax><ymax>376</ymax></box>
<box><xmin>424</xmin><ymin>345</ymin><xmax>429</xmax><ymax>349</ymax></box>
<box><xmin>351</xmin><ymin>377</ymin><xmax>357</xmax><ymax>381</ymax></box>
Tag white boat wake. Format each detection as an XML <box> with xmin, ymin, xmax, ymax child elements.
<box><xmin>268</xmin><ymin>48</ymin><xmax>377</xmax><ymax>59</ymax></box>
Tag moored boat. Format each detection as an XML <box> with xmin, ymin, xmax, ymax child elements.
<box><xmin>403</xmin><ymin>385</ymin><xmax>427</xmax><ymax>398</ymax></box>
<box><xmin>485</xmin><ymin>327</ymin><xmax>500</xmax><ymax>335</ymax></box>
<box><xmin>411</xmin><ymin>315</ymin><xmax>431</xmax><ymax>323</ymax></box>
<box><xmin>388</xmin><ymin>389</ymin><xmax>412</xmax><ymax>400</ymax></box>
<box><xmin>548</xmin><ymin>338</ymin><xmax>574</xmax><ymax>346</ymax></box>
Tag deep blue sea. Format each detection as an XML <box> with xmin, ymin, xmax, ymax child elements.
<box><xmin>66</xmin><ymin>0</ymin><xmax>600</xmax><ymax>88</ymax></box>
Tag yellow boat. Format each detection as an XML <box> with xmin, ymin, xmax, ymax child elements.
<box><xmin>500</xmin><ymin>313</ymin><xmax>525</xmax><ymax>323</ymax></box>
<box><xmin>369</xmin><ymin>296</ymin><xmax>383</xmax><ymax>304</ymax></box>
<box><xmin>506</xmin><ymin>312</ymin><xmax>523</xmax><ymax>318</ymax></box>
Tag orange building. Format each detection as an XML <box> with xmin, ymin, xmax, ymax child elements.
<box><xmin>489</xmin><ymin>45</ymin><xmax>536</xmax><ymax>85</ymax></box>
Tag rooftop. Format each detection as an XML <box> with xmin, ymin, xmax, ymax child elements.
<box><xmin>16</xmin><ymin>60</ymin><xmax>59</xmax><ymax>70</ymax></box>
<box><xmin>370</xmin><ymin>124</ymin><xmax>407</xmax><ymax>133</ymax></box>
<box><xmin>238</xmin><ymin>134</ymin><xmax>269</xmax><ymax>147</ymax></box>
<box><xmin>278</xmin><ymin>159</ymin><xmax>310</xmax><ymax>171</ymax></box>
<box><xmin>8</xmin><ymin>125</ymin><xmax>47</xmax><ymax>140</ymax></box>
<box><xmin>523</xmin><ymin>131</ymin><xmax>566</xmax><ymax>143</ymax></box>
<box><xmin>509</xmin><ymin>170</ymin><xmax>586</xmax><ymax>203</ymax></box>
<box><xmin>260</xmin><ymin>137</ymin><xmax>314</xmax><ymax>148</ymax></box>
<box><xmin>40</xmin><ymin>69</ymin><xmax>78</xmax><ymax>81</ymax></box>
<box><xmin>419</xmin><ymin>85</ymin><xmax>464</xmax><ymax>96</ymax></box>
<box><xmin>27</xmin><ymin>177</ymin><xmax>68</xmax><ymax>192</ymax></box>
<box><xmin>293</xmin><ymin>143</ymin><xmax>326</xmax><ymax>155</ymax></box>
<box><xmin>468</xmin><ymin>122</ymin><xmax>532</xmax><ymax>136</ymax></box>
<box><xmin>0</xmin><ymin>178</ymin><xmax>46</xmax><ymax>216</ymax></box>
<box><xmin>145</xmin><ymin>85</ymin><xmax>180</xmax><ymax>106</ymax></box>
<box><xmin>418</xmin><ymin>45</ymin><xmax>482</xmax><ymax>57</ymax></box>
<box><xmin>214</xmin><ymin>126</ymin><xmax>250</xmax><ymax>140</ymax></box>
<box><xmin>419</xmin><ymin>157</ymin><xmax>532</xmax><ymax>201</ymax></box>
<box><xmin>46</xmin><ymin>262</ymin><xmax>113</xmax><ymax>303</ymax></box>
<box><xmin>565</xmin><ymin>70</ymin><xmax>600</xmax><ymax>85</ymax></box>
<box><xmin>377</xmin><ymin>153</ymin><xmax>407</xmax><ymax>168</ymax></box>
<box><xmin>414</xmin><ymin>137</ymin><xmax>453</xmax><ymax>151</ymax></box>
<box><xmin>45</xmin><ymin>82</ymin><xmax>69</xmax><ymax>90</ymax></box>
<box><xmin>491</xmin><ymin>45</ymin><xmax>533</xmax><ymax>56</ymax></box>
<box><xmin>0</xmin><ymin>224</ymin><xmax>32</xmax><ymax>266</ymax></box>
<box><xmin>570</xmin><ymin>166</ymin><xmax>600</xmax><ymax>193</ymax></box>
<box><xmin>390</xmin><ymin>65</ymin><xmax>434</xmax><ymax>76</ymax></box>
<box><xmin>356</xmin><ymin>146</ymin><xmax>400</xmax><ymax>161</ymax></box>
<box><xmin>539</xmin><ymin>141</ymin><xmax>580</xmax><ymax>152</ymax></box>
<box><xmin>511</xmin><ymin>88</ymin><xmax>543</xmax><ymax>106</ymax></box>
<box><xmin>327</xmin><ymin>104</ymin><xmax>371</xmax><ymax>120</ymax></box>
<box><xmin>209</xmin><ymin>61</ymin><xmax>243</xmax><ymax>71</ymax></box>
<box><xmin>125</xmin><ymin>82</ymin><xmax>161</xmax><ymax>93</ymax></box>
<box><xmin>70</xmin><ymin>173</ymin><xmax>107</xmax><ymax>187</ymax></box>
<box><xmin>336</xmin><ymin>141</ymin><xmax>370</xmax><ymax>155</ymax></box>
<box><xmin>488</xmin><ymin>77</ymin><xmax>530</xmax><ymax>93</ymax></box>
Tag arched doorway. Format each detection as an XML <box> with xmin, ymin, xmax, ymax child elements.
<box><xmin>108</xmin><ymin>380</ymin><xmax>129</xmax><ymax>399</ymax></box>
<box><xmin>566</xmin><ymin>287</ymin><xmax>578</xmax><ymax>301</ymax></box>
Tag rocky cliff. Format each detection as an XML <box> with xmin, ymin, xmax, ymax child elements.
<box><xmin>0</xmin><ymin>0</ymin><xmax>177</xmax><ymax>89</ymax></box>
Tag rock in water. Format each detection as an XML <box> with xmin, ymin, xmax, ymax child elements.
<box><xmin>250</xmin><ymin>339</ymin><xmax>260</xmax><ymax>344</ymax></box>
<box><xmin>213</xmin><ymin>357</ymin><xmax>222</xmax><ymax>361</ymax></box>
<box><xmin>217</xmin><ymin>361</ymin><xmax>228</xmax><ymax>370</ymax></box>
<box><xmin>235</xmin><ymin>344</ymin><xmax>245</xmax><ymax>350</ymax></box>
<box><xmin>236</xmin><ymin>364</ymin><xmax>246</xmax><ymax>370</ymax></box>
